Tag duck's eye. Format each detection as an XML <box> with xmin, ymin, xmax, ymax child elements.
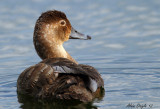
<box><xmin>60</xmin><ymin>20</ymin><xmax>66</xmax><ymax>26</ymax></box>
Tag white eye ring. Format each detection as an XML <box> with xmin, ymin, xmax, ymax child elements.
<box><xmin>59</xmin><ymin>20</ymin><xmax>66</xmax><ymax>26</ymax></box>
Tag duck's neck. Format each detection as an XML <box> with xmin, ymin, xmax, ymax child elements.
<box><xmin>33</xmin><ymin>24</ymin><xmax>77</xmax><ymax>64</ymax></box>
<box><xmin>34</xmin><ymin>39</ymin><xmax>77</xmax><ymax>64</ymax></box>
<box><xmin>49</xmin><ymin>44</ymin><xmax>77</xmax><ymax>64</ymax></box>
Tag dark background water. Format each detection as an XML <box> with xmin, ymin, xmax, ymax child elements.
<box><xmin>0</xmin><ymin>0</ymin><xmax>160</xmax><ymax>109</ymax></box>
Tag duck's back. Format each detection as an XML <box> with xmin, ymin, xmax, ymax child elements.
<box><xmin>17</xmin><ymin>58</ymin><xmax>104</xmax><ymax>102</ymax></box>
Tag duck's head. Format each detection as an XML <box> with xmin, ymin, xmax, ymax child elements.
<box><xmin>33</xmin><ymin>10</ymin><xmax>91</xmax><ymax>60</ymax></box>
<box><xmin>34</xmin><ymin>10</ymin><xmax>91</xmax><ymax>44</ymax></box>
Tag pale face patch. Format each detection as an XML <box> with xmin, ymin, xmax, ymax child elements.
<box><xmin>45</xmin><ymin>24</ymin><xmax>55</xmax><ymax>35</ymax></box>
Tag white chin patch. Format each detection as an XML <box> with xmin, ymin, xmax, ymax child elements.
<box><xmin>89</xmin><ymin>77</ymin><xmax>98</xmax><ymax>92</ymax></box>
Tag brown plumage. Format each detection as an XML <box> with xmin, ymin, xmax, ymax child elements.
<box><xmin>17</xmin><ymin>10</ymin><xmax>104</xmax><ymax>102</ymax></box>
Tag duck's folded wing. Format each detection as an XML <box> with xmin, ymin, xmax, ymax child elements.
<box><xmin>40</xmin><ymin>58</ymin><xmax>104</xmax><ymax>89</ymax></box>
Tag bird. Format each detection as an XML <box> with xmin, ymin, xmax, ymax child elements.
<box><xmin>17</xmin><ymin>10</ymin><xmax>104</xmax><ymax>102</ymax></box>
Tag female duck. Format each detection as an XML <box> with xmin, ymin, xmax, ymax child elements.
<box><xmin>17</xmin><ymin>10</ymin><xmax>104</xmax><ymax>102</ymax></box>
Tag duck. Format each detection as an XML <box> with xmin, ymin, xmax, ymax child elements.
<box><xmin>17</xmin><ymin>10</ymin><xmax>104</xmax><ymax>102</ymax></box>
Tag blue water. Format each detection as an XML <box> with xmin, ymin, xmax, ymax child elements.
<box><xmin>0</xmin><ymin>0</ymin><xmax>160</xmax><ymax>109</ymax></box>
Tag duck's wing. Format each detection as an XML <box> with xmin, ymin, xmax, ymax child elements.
<box><xmin>41</xmin><ymin>58</ymin><xmax>103</xmax><ymax>85</ymax></box>
<box><xmin>41</xmin><ymin>58</ymin><xmax>104</xmax><ymax>90</ymax></box>
<box><xmin>17</xmin><ymin>63</ymin><xmax>56</xmax><ymax>96</ymax></box>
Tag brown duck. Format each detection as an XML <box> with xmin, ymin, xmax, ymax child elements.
<box><xmin>17</xmin><ymin>10</ymin><xmax>104</xmax><ymax>102</ymax></box>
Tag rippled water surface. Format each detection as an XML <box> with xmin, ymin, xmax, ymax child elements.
<box><xmin>0</xmin><ymin>0</ymin><xmax>160</xmax><ymax>109</ymax></box>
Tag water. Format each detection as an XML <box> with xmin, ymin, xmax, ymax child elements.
<box><xmin>0</xmin><ymin>0</ymin><xmax>160</xmax><ymax>109</ymax></box>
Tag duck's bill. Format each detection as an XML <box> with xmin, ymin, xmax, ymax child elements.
<box><xmin>69</xmin><ymin>27</ymin><xmax>91</xmax><ymax>40</ymax></box>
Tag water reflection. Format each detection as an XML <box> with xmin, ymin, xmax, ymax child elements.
<box><xmin>17</xmin><ymin>93</ymin><xmax>104</xmax><ymax>109</ymax></box>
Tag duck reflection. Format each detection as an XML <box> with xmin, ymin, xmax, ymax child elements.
<box><xmin>17</xmin><ymin>90</ymin><xmax>104</xmax><ymax>109</ymax></box>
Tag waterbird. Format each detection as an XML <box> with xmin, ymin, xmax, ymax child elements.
<box><xmin>17</xmin><ymin>10</ymin><xmax>104</xmax><ymax>102</ymax></box>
